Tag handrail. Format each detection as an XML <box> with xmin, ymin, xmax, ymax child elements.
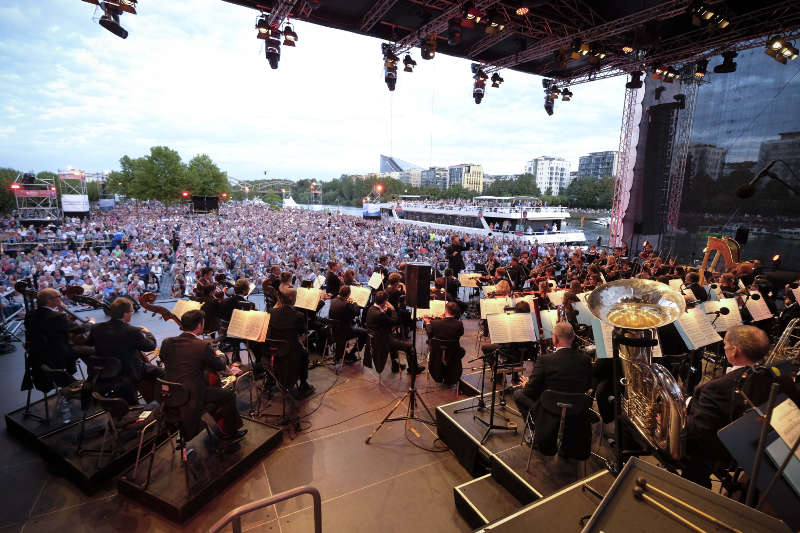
<box><xmin>207</xmin><ymin>485</ymin><xmax>322</xmax><ymax>533</ymax></box>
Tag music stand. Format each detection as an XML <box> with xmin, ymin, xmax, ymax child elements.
<box><xmin>473</xmin><ymin>349</ymin><xmax>517</xmax><ymax>444</ymax></box>
<box><xmin>365</xmin><ymin>307</ymin><xmax>436</xmax><ymax>444</ymax></box>
<box><xmin>453</xmin><ymin>353</ymin><xmax>490</xmax><ymax>415</ymax></box>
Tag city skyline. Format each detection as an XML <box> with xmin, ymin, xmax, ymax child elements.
<box><xmin>0</xmin><ymin>1</ymin><xmax>625</xmax><ymax>182</ymax></box>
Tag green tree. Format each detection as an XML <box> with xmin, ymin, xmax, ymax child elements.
<box><xmin>0</xmin><ymin>168</ymin><xmax>20</xmax><ymax>214</ymax></box>
<box><xmin>185</xmin><ymin>154</ymin><xmax>230</xmax><ymax>195</ymax></box>
<box><xmin>123</xmin><ymin>146</ymin><xmax>187</xmax><ymax>203</ymax></box>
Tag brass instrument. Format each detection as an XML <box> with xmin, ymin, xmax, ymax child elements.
<box><xmin>588</xmin><ymin>279</ymin><xmax>687</xmax><ymax>461</ymax></box>
<box><xmin>765</xmin><ymin>318</ymin><xmax>800</xmax><ymax>366</ymax></box>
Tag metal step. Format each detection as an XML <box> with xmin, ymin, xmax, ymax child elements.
<box><xmin>454</xmin><ymin>473</ymin><xmax>524</xmax><ymax>529</ymax></box>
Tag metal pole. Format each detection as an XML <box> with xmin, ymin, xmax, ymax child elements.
<box><xmin>207</xmin><ymin>486</ymin><xmax>322</xmax><ymax>533</ymax></box>
<box><xmin>746</xmin><ymin>382</ymin><xmax>779</xmax><ymax>507</ymax></box>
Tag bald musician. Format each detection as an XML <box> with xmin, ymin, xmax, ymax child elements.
<box><xmin>683</xmin><ymin>325</ymin><xmax>771</xmax><ymax>488</ymax></box>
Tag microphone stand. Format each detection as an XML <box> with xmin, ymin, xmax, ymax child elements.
<box><xmin>474</xmin><ymin>349</ymin><xmax>517</xmax><ymax>445</ymax></box>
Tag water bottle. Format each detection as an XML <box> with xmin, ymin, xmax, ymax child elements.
<box><xmin>59</xmin><ymin>395</ymin><xmax>72</xmax><ymax>424</ymax></box>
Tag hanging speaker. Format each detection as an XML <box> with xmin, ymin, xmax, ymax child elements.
<box><xmin>735</xmin><ymin>226</ymin><xmax>749</xmax><ymax>246</ymax></box>
<box><xmin>404</xmin><ymin>262</ymin><xmax>431</xmax><ymax>309</ymax></box>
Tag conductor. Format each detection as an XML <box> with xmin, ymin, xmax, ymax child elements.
<box><xmin>445</xmin><ymin>235</ymin><xmax>470</xmax><ymax>275</ymax></box>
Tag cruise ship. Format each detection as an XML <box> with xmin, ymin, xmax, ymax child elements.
<box><xmin>371</xmin><ymin>196</ymin><xmax>586</xmax><ymax>244</ymax></box>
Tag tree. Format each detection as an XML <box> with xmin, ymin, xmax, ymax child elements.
<box><xmin>117</xmin><ymin>146</ymin><xmax>187</xmax><ymax>203</ymax></box>
<box><xmin>186</xmin><ymin>154</ymin><xmax>230</xmax><ymax>196</ymax></box>
<box><xmin>0</xmin><ymin>168</ymin><xmax>19</xmax><ymax>214</ymax></box>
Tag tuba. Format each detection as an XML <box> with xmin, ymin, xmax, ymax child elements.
<box><xmin>766</xmin><ymin>318</ymin><xmax>800</xmax><ymax>366</ymax></box>
<box><xmin>588</xmin><ymin>279</ymin><xmax>687</xmax><ymax>461</ymax></box>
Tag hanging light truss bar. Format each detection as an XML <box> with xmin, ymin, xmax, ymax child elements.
<box><xmin>361</xmin><ymin>0</ymin><xmax>401</xmax><ymax>32</ymax></box>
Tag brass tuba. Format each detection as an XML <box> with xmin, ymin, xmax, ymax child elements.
<box><xmin>766</xmin><ymin>318</ymin><xmax>800</xmax><ymax>366</ymax></box>
<box><xmin>588</xmin><ymin>279</ymin><xmax>687</xmax><ymax>461</ymax></box>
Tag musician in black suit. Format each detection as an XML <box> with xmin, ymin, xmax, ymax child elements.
<box><xmin>481</xmin><ymin>301</ymin><xmax>536</xmax><ymax>384</ymax></box>
<box><xmin>366</xmin><ymin>291</ymin><xmax>422</xmax><ymax>374</ymax></box>
<box><xmin>325</xmin><ymin>261</ymin><xmax>341</xmax><ymax>298</ymax></box>
<box><xmin>159</xmin><ymin>309</ymin><xmax>245</xmax><ymax>441</ymax></box>
<box><xmin>219</xmin><ymin>279</ymin><xmax>250</xmax><ymax>322</ymax></box>
<box><xmin>445</xmin><ymin>235</ymin><xmax>470</xmax><ymax>275</ymax></box>
<box><xmin>87</xmin><ymin>297</ymin><xmax>163</xmax><ymax>404</ymax></box>
<box><xmin>328</xmin><ymin>285</ymin><xmax>367</xmax><ymax>364</ymax></box>
<box><xmin>268</xmin><ymin>288</ymin><xmax>315</xmax><ymax>398</ymax></box>
<box><xmin>684</xmin><ymin>271</ymin><xmax>709</xmax><ymax>303</ymax></box>
<box><xmin>426</xmin><ymin>302</ymin><xmax>465</xmax><ymax>384</ymax></box>
<box><xmin>25</xmin><ymin>288</ymin><xmax>93</xmax><ymax>390</ymax></box>
<box><xmin>513</xmin><ymin>323</ymin><xmax>592</xmax><ymax>442</ymax></box>
<box><xmin>682</xmin><ymin>325</ymin><xmax>770</xmax><ymax>488</ymax></box>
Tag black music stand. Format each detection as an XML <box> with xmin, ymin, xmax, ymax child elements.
<box><xmin>473</xmin><ymin>348</ymin><xmax>517</xmax><ymax>444</ymax></box>
<box><xmin>453</xmin><ymin>353</ymin><xmax>490</xmax><ymax>414</ymax></box>
<box><xmin>365</xmin><ymin>307</ymin><xmax>436</xmax><ymax>444</ymax></box>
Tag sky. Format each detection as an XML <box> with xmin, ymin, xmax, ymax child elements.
<box><xmin>0</xmin><ymin>1</ymin><xmax>626</xmax><ymax>182</ymax></box>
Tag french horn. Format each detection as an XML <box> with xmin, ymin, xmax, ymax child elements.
<box><xmin>588</xmin><ymin>279</ymin><xmax>687</xmax><ymax>461</ymax></box>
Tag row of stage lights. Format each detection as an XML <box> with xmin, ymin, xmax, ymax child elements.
<box><xmin>256</xmin><ymin>14</ymin><xmax>299</xmax><ymax>70</ymax></box>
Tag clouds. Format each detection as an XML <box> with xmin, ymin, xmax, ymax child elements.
<box><xmin>0</xmin><ymin>0</ymin><xmax>625</xmax><ymax>180</ymax></box>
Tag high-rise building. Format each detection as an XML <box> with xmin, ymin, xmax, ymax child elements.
<box><xmin>379</xmin><ymin>154</ymin><xmax>422</xmax><ymax>174</ymax></box>
<box><xmin>448</xmin><ymin>164</ymin><xmax>484</xmax><ymax>193</ymax></box>
<box><xmin>687</xmin><ymin>143</ymin><xmax>727</xmax><ymax>181</ymax></box>
<box><xmin>577</xmin><ymin>151</ymin><xmax>618</xmax><ymax>179</ymax></box>
<box><xmin>757</xmin><ymin>132</ymin><xmax>800</xmax><ymax>183</ymax></box>
<box><xmin>421</xmin><ymin>167</ymin><xmax>449</xmax><ymax>189</ymax></box>
<box><xmin>406</xmin><ymin>168</ymin><xmax>422</xmax><ymax>187</ymax></box>
<box><xmin>524</xmin><ymin>156</ymin><xmax>571</xmax><ymax>194</ymax></box>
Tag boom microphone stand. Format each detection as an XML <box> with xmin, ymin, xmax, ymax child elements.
<box><xmin>474</xmin><ymin>348</ymin><xmax>517</xmax><ymax>444</ymax></box>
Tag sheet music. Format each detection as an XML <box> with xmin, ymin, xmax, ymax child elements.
<box><xmin>480</xmin><ymin>297</ymin><xmax>510</xmax><ymax>319</ymax></box>
<box><xmin>772</xmin><ymin>399</ymin><xmax>800</xmax><ymax>461</ymax></box>
<box><xmin>414</xmin><ymin>300</ymin><xmax>446</xmax><ymax>318</ymax></box>
<box><xmin>313</xmin><ymin>275</ymin><xmax>325</xmax><ymax>290</ymax></box>
<box><xmin>172</xmin><ymin>299</ymin><xmax>202</xmax><ymax>320</ymax></box>
<box><xmin>668</xmin><ymin>279</ymin><xmax>683</xmax><ymax>292</ymax></box>
<box><xmin>591</xmin><ymin>317</ymin><xmax>615</xmax><ymax>359</ymax></box>
<box><xmin>539</xmin><ymin>310</ymin><xmax>558</xmax><ymax>339</ymax></box>
<box><xmin>705</xmin><ymin>284</ymin><xmax>722</xmax><ymax>302</ymax></box>
<box><xmin>573</xmin><ymin>298</ymin><xmax>594</xmax><ymax>326</ymax></box>
<box><xmin>227</xmin><ymin>309</ymin><xmax>270</xmax><ymax>342</ymax></box>
<box><xmin>511</xmin><ymin>294</ymin><xmax>536</xmax><ymax>310</ymax></box>
<box><xmin>368</xmin><ymin>272</ymin><xmax>383</xmax><ymax>290</ymax></box>
<box><xmin>487</xmin><ymin>312</ymin><xmax>537</xmax><ymax>343</ymax></box>
<box><xmin>701</xmin><ymin>298</ymin><xmax>743</xmax><ymax>332</ymax></box>
<box><xmin>248</xmin><ymin>282</ymin><xmax>256</xmax><ymax>296</ymax></box>
<box><xmin>547</xmin><ymin>290</ymin><xmax>565</xmax><ymax>306</ymax></box>
<box><xmin>673</xmin><ymin>307</ymin><xmax>722</xmax><ymax>350</ymax></box>
<box><xmin>349</xmin><ymin>286</ymin><xmax>372</xmax><ymax>307</ymax></box>
<box><xmin>295</xmin><ymin>287</ymin><xmax>322</xmax><ymax>311</ymax></box>
<box><xmin>480</xmin><ymin>285</ymin><xmax>498</xmax><ymax>297</ymax></box>
<box><xmin>458</xmin><ymin>273</ymin><xmax>481</xmax><ymax>288</ymax></box>
<box><xmin>745</xmin><ymin>291</ymin><xmax>773</xmax><ymax>322</ymax></box>
<box><xmin>738</xmin><ymin>279</ymin><xmax>747</xmax><ymax>290</ymax></box>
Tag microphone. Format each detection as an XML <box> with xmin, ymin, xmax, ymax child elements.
<box><xmin>736</xmin><ymin>161</ymin><xmax>776</xmax><ymax>199</ymax></box>
<box><xmin>706</xmin><ymin>306</ymin><xmax>730</xmax><ymax>317</ymax></box>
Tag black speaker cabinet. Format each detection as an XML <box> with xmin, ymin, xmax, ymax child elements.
<box><xmin>735</xmin><ymin>226</ymin><xmax>749</xmax><ymax>246</ymax></box>
<box><xmin>191</xmin><ymin>195</ymin><xmax>219</xmax><ymax>213</ymax></box>
<box><xmin>405</xmin><ymin>262</ymin><xmax>431</xmax><ymax>309</ymax></box>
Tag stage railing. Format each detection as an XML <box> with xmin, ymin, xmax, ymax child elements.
<box><xmin>207</xmin><ymin>485</ymin><xmax>321</xmax><ymax>533</ymax></box>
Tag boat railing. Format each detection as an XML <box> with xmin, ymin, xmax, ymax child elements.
<box><xmin>392</xmin><ymin>203</ymin><xmax>570</xmax><ymax>215</ymax></box>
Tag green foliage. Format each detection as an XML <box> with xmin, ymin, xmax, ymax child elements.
<box><xmin>186</xmin><ymin>154</ymin><xmax>230</xmax><ymax>196</ymax></box>
<box><xmin>563</xmin><ymin>176</ymin><xmax>615</xmax><ymax>209</ymax></box>
<box><xmin>483</xmin><ymin>173</ymin><xmax>541</xmax><ymax>197</ymax></box>
<box><xmin>0</xmin><ymin>168</ymin><xmax>19</xmax><ymax>214</ymax></box>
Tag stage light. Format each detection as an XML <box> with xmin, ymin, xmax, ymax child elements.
<box><xmin>486</xmin><ymin>8</ymin><xmax>505</xmax><ymax>31</ymax></box>
<box><xmin>255</xmin><ymin>15</ymin><xmax>269</xmax><ymax>39</ymax></box>
<box><xmin>98</xmin><ymin>3</ymin><xmax>128</xmax><ymax>39</ymax></box>
<box><xmin>376</xmin><ymin>184</ymin><xmax>384</xmax><ymax>194</ymax></box>
<box><xmin>265</xmin><ymin>36</ymin><xmax>281</xmax><ymax>69</ymax></box>
<box><xmin>626</xmin><ymin>71</ymin><xmax>643</xmax><ymax>89</ymax></box>
<box><xmin>780</xmin><ymin>42</ymin><xmax>798</xmax><ymax>61</ymax></box>
<box><xmin>221</xmin><ymin>193</ymin><xmax>228</xmax><ymax>199</ymax></box>
<box><xmin>282</xmin><ymin>24</ymin><xmax>298</xmax><ymax>47</ymax></box>
<box><xmin>9</xmin><ymin>184</ymin><xmax>20</xmax><ymax>190</ymax></box>
<box><xmin>403</xmin><ymin>54</ymin><xmax>417</xmax><ymax>72</ymax></box>
<box><xmin>570</xmin><ymin>40</ymin><xmax>590</xmax><ymax>59</ymax></box>
<box><xmin>773</xmin><ymin>254</ymin><xmax>781</xmax><ymax>262</ymax></box>
<box><xmin>50</xmin><ymin>186</ymin><xmax>56</xmax><ymax>192</ymax></box>
<box><xmin>544</xmin><ymin>94</ymin><xmax>554</xmax><ymax>116</ymax></box>
<box><xmin>713</xmin><ymin>51</ymin><xmax>737</xmax><ymax>73</ymax></box>
<box><xmin>622</xmin><ymin>45</ymin><xmax>634</xmax><ymax>54</ymax></box>
<box><xmin>655</xmin><ymin>86</ymin><xmax>665</xmax><ymax>100</ymax></box>
<box><xmin>490</xmin><ymin>72</ymin><xmax>503</xmax><ymax>88</ymax></box>
<box><xmin>516</xmin><ymin>7</ymin><xmax>529</xmax><ymax>16</ymax></box>
<box><xmin>561</xmin><ymin>88</ymin><xmax>572</xmax><ymax>101</ymax></box>
<box><xmin>181</xmin><ymin>191</ymin><xmax>190</xmax><ymax>198</ymax></box>
<box><xmin>694</xmin><ymin>59</ymin><xmax>708</xmax><ymax>78</ymax></box>
<box><xmin>421</xmin><ymin>35</ymin><xmax>437</xmax><ymax>60</ymax></box>
<box><xmin>473</xmin><ymin>78</ymin><xmax>485</xmax><ymax>104</ymax></box>
<box><xmin>448</xmin><ymin>19</ymin><xmax>462</xmax><ymax>46</ymax></box>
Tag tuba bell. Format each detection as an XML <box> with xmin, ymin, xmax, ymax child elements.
<box><xmin>588</xmin><ymin>279</ymin><xmax>687</xmax><ymax>461</ymax></box>
<box><xmin>766</xmin><ymin>317</ymin><xmax>800</xmax><ymax>366</ymax></box>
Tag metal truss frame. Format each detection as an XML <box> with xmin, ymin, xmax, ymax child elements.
<box><xmin>608</xmin><ymin>86</ymin><xmax>640</xmax><ymax>247</ymax></box>
<box><xmin>665</xmin><ymin>80</ymin><xmax>698</xmax><ymax>232</ymax></box>
<box><xmin>12</xmin><ymin>172</ymin><xmax>61</xmax><ymax>222</ymax></box>
<box><xmin>361</xmin><ymin>0</ymin><xmax>401</xmax><ymax>32</ymax></box>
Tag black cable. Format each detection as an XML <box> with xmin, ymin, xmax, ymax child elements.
<box><xmin>302</xmin><ymin>394</ymin><xmax>404</xmax><ymax>434</ymax></box>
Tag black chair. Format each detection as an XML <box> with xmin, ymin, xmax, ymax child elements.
<box><xmin>525</xmin><ymin>390</ymin><xmax>594</xmax><ymax>471</ymax></box>
<box><xmin>327</xmin><ymin>319</ymin><xmax>362</xmax><ymax>374</ymax></box>
<box><xmin>255</xmin><ymin>338</ymin><xmax>298</xmax><ymax>426</ymax></box>
<box><xmin>143</xmin><ymin>378</ymin><xmax>195</xmax><ymax>490</ymax></box>
<box><xmin>91</xmin><ymin>392</ymin><xmax>159</xmax><ymax>469</ymax></box>
<box><xmin>428</xmin><ymin>337</ymin><xmax>463</xmax><ymax>390</ymax></box>
<box><xmin>77</xmin><ymin>357</ymin><xmax>123</xmax><ymax>455</ymax></box>
<box><xmin>39</xmin><ymin>364</ymin><xmax>81</xmax><ymax>424</ymax></box>
<box><xmin>366</xmin><ymin>332</ymin><xmax>391</xmax><ymax>378</ymax></box>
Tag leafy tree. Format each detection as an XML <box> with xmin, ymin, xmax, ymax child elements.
<box><xmin>0</xmin><ymin>168</ymin><xmax>19</xmax><ymax>214</ymax></box>
<box><xmin>185</xmin><ymin>154</ymin><xmax>230</xmax><ymax>196</ymax></box>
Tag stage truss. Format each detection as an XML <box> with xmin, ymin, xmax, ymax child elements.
<box><xmin>608</xmin><ymin>86</ymin><xmax>640</xmax><ymax>248</ymax></box>
<box><xmin>11</xmin><ymin>173</ymin><xmax>60</xmax><ymax>223</ymax></box>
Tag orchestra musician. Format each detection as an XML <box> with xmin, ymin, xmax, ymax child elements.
<box><xmin>385</xmin><ymin>272</ymin><xmax>413</xmax><ymax>337</ymax></box>
<box><xmin>683</xmin><ymin>271</ymin><xmax>708</xmax><ymax>303</ymax></box>
<box><xmin>366</xmin><ymin>291</ymin><xmax>422</xmax><ymax>374</ymax></box>
<box><xmin>86</xmin><ymin>297</ymin><xmax>164</xmax><ymax>404</ymax></box>
<box><xmin>25</xmin><ymin>288</ymin><xmax>94</xmax><ymax>389</ymax></box>
<box><xmin>325</xmin><ymin>261</ymin><xmax>341</xmax><ymax>298</ymax></box>
<box><xmin>268</xmin><ymin>288</ymin><xmax>316</xmax><ymax>399</ymax></box>
<box><xmin>425</xmin><ymin>301</ymin><xmax>465</xmax><ymax>384</ymax></box>
<box><xmin>445</xmin><ymin>235</ymin><xmax>470</xmax><ymax>275</ymax></box>
<box><xmin>328</xmin><ymin>285</ymin><xmax>367</xmax><ymax>364</ymax></box>
<box><xmin>481</xmin><ymin>300</ymin><xmax>536</xmax><ymax>385</ymax></box>
<box><xmin>159</xmin><ymin>309</ymin><xmax>246</xmax><ymax>442</ymax></box>
<box><xmin>491</xmin><ymin>268</ymin><xmax>512</xmax><ymax>297</ymax></box>
<box><xmin>682</xmin><ymin>325</ymin><xmax>771</xmax><ymax>489</ymax></box>
<box><xmin>219</xmin><ymin>279</ymin><xmax>251</xmax><ymax>322</ymax></box>
<box><xmin>484</xmin><ymin>250</ymin><xmax>499</xmax><ymax>276</ymax></box>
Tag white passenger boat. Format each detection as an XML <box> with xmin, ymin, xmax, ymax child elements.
<box><xmin>373</xmin><ymin>195</ymin><xmax>586</xmax><ymax>244</ymax></box>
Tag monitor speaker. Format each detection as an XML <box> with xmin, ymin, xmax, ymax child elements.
<box><xmin>404</xmin><ymin>262</ymin><xmax>431</xmax><ymax>309</ymax></box>
<box><xmin>735</xmin><ymin>226</ymin><xmax>749</xmax><ymax>246</ymax></box>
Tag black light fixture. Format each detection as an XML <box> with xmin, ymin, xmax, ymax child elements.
<box><xmin>255</xmin><ymin>14</ymin><xmax>269</xmax><ymax>39</ymax></box>
<box><xmin>544</xmin><ymin>94</ymin><xmax>554</xmax><ymax>116</ymax></box>
<box><xmin>447</xmin><ymin>18</ymin><xmax>462</xmax><ymax>46</ymax></box>
<box><xmin>382</xmin><ymin>43</ymin><xmax>399</xmax><ymax>91</ymax></box>
<box><xmin>570</xmin><ymin>39</ymin><xmax>590</xmax><ymax>59</ymax></box>
<box><xmin>403</xmin><ymin>54</ymin><xmax>417</xmax><ymax>72</ymax></box>
<box><xmin>766</xmin><ymin>36</ymin><xmax>798</xmax><ymax>63</ymax></box>
<box><xmin>490</xmin><ymin>72</ymin><xmax>503</xmax><ymax>88</ymax></box>
<box><xmin>622</xmin><ymin>45</ymin><xmax>634</xmax><ymax>54</ymax></box>
<box><xmin>694</xmin><ymin>59</ymin><xmax>708</xmax><ymax>78</ymax></box>
<box><xmin>98</xmin><ymin>3</ymin><xmax>128</xmax><ymax>39</ymax></box>
<box><xmin>265</xmin><ymin>35</ymin><xmax>281</xmax><ymax>69</ymax></box>
<box><xmin>282</xmin><ymin>23</ymin><xmax>298</xmax><ymax>47</ymax></box>
<box><xmin>561</xmin><ymin>88</ymin><xmax>573</xmax><ymax>101</ymax></box>
<box><xmin>673</xmin><ymin>93</ymin><xmax>686</xmax><ymax>108</ymax></box>
<box><xmin>516</xmin><ymin>6</ymin><xmax>530</xmax><ymax>16</ymax></box>
<box><xmin>713</xmin><ymin>51</ymin><xmax>738</xmax><ymax>73</ymax></box>
<box><xmin>654</xmin><ymin>86</ymin><xmax>665</xmax><ymax>100</ymax></box>
<box><xmin>420</xmin><ymin>35</ymin><xmax>437</xmax><ymax>60</ymax></box>
<box><xmin>472</xmin><ymin>64</ymin><xmax>487</xmax><ymax>104</ymax></box>
<box><xmin>626</xmin><ymin>71</ymin><xmax>643</xmax><ymax>89</ymax></box>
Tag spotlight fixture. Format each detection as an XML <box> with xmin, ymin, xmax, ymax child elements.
<box><xmin>486</xmin><ymin>7</ymin><xmax>505</xmax><ymax>32</ymax></box>
<box><xmin>255</xmin><ymin>14</ymin><xmax>269</xmax><ymax>39</ymax></box>
<box><xmin>654</xmin><ymin>86</ymin><xmax>665</xmax><ymax>100</ymax></box>
<box><xmin>561</xmin><ymin>88</ymin><xmax>573</xmax><ymax>101</ymax></box>
<box><xmin>463</xmin><ymin>4</ymin><xmax>484</xmax><ymax>27</ymax></box>
<box><xmin>490</xmin><ymin>72</ymin><xmax>504</xmax><ymax>88</ymax></box>
<box><xmin>570</xmin><ymin>40</ymin><xmax>590</xmax><ymax>60</ymax></box>
<box><xmin>625</xmin><ymin>71</ymin><xmax>643</xmax><ymax>89</ymax></box>
<box><xmin>544</xmin><ymin>94</ymin><xmax>554</xmax><ymax>116</ymax></box>
<box><xmin>550</xmin><ymin>87</ymin><xmax>561</xmax><ymax>100</ymax></box>
<box><xmin>282</xmin><ymin>23</ymin><xmax>298</xmax><ymax>47</ymax></box>
<box><xmin>516</xmin><ymin>7</ymin><xmax>530</xmax><ymax>16</ymax></box>
<box><xmin>622</xmin><ymin>45</ymin><xmax>634</xmax><ymax>54</ymax></box>
<box><xmin>653</xmin><ymin>66</ymin><xmax>679</xmax><ymax>82</ymax></box>
<box><xmin>694</xmin><ymin>59</ymin><xmax>708</xmax><ymax>78</ymax></box>
<box><xmin>766</xmin><ymin>36</ymin><xmax>798</xmax><ymax>63</ymax></box>
<box><xmin>382</xmin><ymin>43</ymin><xmax>398</xmax><ymax>91</ymax></box>
<box><xmin>420</xmin><ymin>35</ymin><xmax>437</xmax><ymax>60</ymax></box>
<box><xmin>713</xmin><ymin>51</ymin><xmax>737</xmax><ymax>73</ymax></box>
<box><xmin>691</xmin><ymin>2</ymin><xmax>730</xmax><ymax>29</ymax></box>
<box><xmin>265</xmin><ymin>36</ymin><xmax>281</xmax><ymax>69</ymax></box>
<box><xmin>471</xmin><ymin>63</ymin><xmax>487</xmax><ymax>103</ymax></box>
<box><xmin>98</xmin><ymin>2</ymin><xmax>128</xmax><ymax>39</ymax></box>
<box><xmin>447</xmin><ymin>18</ymin><xmax>462</xmax><ymax>46</ymax></box>
<box><xmin>673</xmin><ymin>93</ymin><xmax>686</xmax><ymax>108</ymax></box>
<box><xmin>403</xmin><ymin>54</ymin><xmax>417</xmax><ymax>72</ymax></box>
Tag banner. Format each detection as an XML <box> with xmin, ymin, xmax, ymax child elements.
<box><xmin>61</xmin><ymin>194</ymin><xmax>90</xmax><ymax>212</ymax></box>
<box><xmin>13</xmin><ymin>189</ymin><xmax>57</xmax><ymax>198</ymax></box>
